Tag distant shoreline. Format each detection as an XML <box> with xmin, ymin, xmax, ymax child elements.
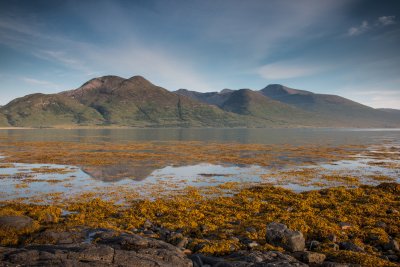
<box><xmin>1</xmin><ymin>126</ymin><xmax>400</xmax><ymax>130</ymax></box>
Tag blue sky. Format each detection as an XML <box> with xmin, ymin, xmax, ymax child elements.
<box><xmin>0</xmin><ymin>0</ymin><xmax>399</xmax><ymax>108</ymax></box>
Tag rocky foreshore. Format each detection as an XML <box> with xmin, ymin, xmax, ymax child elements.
<box><xmin>0</xmin><ymin>224</ymin><xmax>329</xmax><ymax>266</ymax></box>
<box><xmin>1</xmin><ymin>183</ymin><xmax>399</xmax><ymax>266</ymax></box>
<box><xmin>1</xmin><ymin>220</ymin><xmax>398</xmax><ymax>266</ymax></box>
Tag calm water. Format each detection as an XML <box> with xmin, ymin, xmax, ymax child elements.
<box><xmin>1</xmin><ymin>128</ymin><xmax>400</xmax><ymax>145</ymax></box>
<box><xmin>0</xmin><ymin>128</ymin><xmax>399</xmax><ymax>201</ymax></box>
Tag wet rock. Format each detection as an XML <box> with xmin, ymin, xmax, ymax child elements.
<box><xmin>239</xmin><ymin>237</ymin><xmax>253</xmax><ymax>245</ymax></box>
<box><xmin>383</xmin><ymin>239</ymin><xmax>399</xmax><ymax>252</ymax></box>
<box><xmin>308</xmin><ymin>240</ymin><xmax>321</xmax><ymax>251</ymax></box>
<box><xmin>30</xmin><ymin>229</ymin><xmax>86</xmax><ymax>245</ymax></box>
<box><xmin>328</xmin><ymin>234</ymin><xmax>337</xmax><ymax>243</ymax></box>
<box><xmin>0</xmin><ymin>215</ymin><xmax>36</xmax><ymax>232</ymax></box>
<box><xmin>322</xmin><ymin>262</ymin><xmax>350</xmax><ymax>267</ymax></box>
<box><xmin>224</xmin><ymin>250</ymin><xmax>308</xmax><ymax>266</ymax></box>
<box><xmin>190</xmin><ymin>251</ymin><xmax>308</xmax><ymax>267</ymax></box>
<box><xmin>7</xmin><ymin>249</ymin><xmax>40</xmax><ymax>264</ymax></box>
<box><xmin>189</xmin><ymin>254</ymin><xmax>224</xmax><ymax>266</ymax></box>
<box><xmin>375</xmin><ymin>221</ymin><xmax>387</xmax><ymax>228</ymax></box>
<box><xmin>386</xmin><ymin>254</ymin><xmax>398</xmax><ymax>262</ymax></box>
<box><xmin>143</xmin><ymin>219</ymin><xmax>153</xmax><ymax>229</ymax></box>
<box><xmin>294</xmin><ymin>251</ymin><xmax>326</xmax><ymax>264</ymax></box>
<box><xmin>266</xmin><ymin>222</ymin><xmax>305</xmax><ymax>252</ymax></box>
<box><xmin>67</xmin><ymin>244</ymin><xmax>115</xmax><ymax>262</ymax></box>
<box><xmin>143</xmin><ymin>230</ymin><xmax>154</xmax><ymax>235</ymax></box>
<box><xmin>0</xmin><ymin>231</ymin><xmax>193</xmax><ymax>267</ymax></box>
<box><xmin>339</xmin><ymin>241</ymin><xmax>364</xmax><ymax>252</ymax></box>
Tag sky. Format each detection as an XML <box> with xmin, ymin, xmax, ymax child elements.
<box><xmin>0</xmin><ymin>0</ymin><xmax>400</xmax><ymax>108</ymax></box>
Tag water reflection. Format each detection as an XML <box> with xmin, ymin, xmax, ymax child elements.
<box><xmin>1</xmin><ymin>128</ymin><xmax>400</xmax><ymax>145</ymax></box>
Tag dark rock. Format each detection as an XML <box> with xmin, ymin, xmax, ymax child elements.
<box><xmin>387</xmin><ymin>254</ymin><xmax>398</xmax><ymax>262</ymax></box>
<box><xmin>189</xmin><ymin>254</ymin><xmax>203</xmax><ymax>267</ymax></box>
<box><xmin>200</xmin><ymin>224</ymin><xmax>210</xmax><ymax>232</ymax></box>
<box><xmin>375</xmin><ymin>221</ymin><xmax>387</xmax><ymax>228</ymax></box>
<box><xmin>239</xmin><ymin>237</ymin><xmax>253</xmax><ymax>245</ymax></box>
<box><xmin>328</xmin><ymin>234</ymin><xmax>337</xmax><ymax>243</ymax></box>
<box><xmin>377</xmin><ymin>182</ymin><xmax>400</xmax><ymax>194</ymax></box>
<box><xmin>143</xmin><ymin>230</ymin><xmax>154</xmax><ymax>235</ymax></box>
<box><xmin>0</xmin><ymin>215</ymin><xmax>36</xmax><ymax>232</ymax></box>
<box><xmin>30</xmin><ymin>229</ymin><xmax>86</xmax><ymax>245</ymax></box>
<box><xmin>90</xmin><ymin>229</ymin><xmax>119</xmax><ymax>240</ymax></box>
<box><xmin>190</xmin><ymin>254</ymin><xmax>224</xmax><ymax>266</ymax></box>
<box><xmin>0</xmin><ymin>231</ymin><xmax>193</xmax><ymax>267</ymax></box>
<box><xmin>384</xmin><ymin>239</ymin><xmax>400</xmax><ymax>252</ymax></box>
<box><xmin>308</xmin><ymin>240</ymin><xmax>321</xmax><ymax>250</ymax></box>
<box><xmin>67</xmin><ymin>244</ymin><xmax>114</xmax><ymax>262</ymax></box>
<box><xmin>322</xmin><ymin>262</ymin><xmax>350</xmax><ymax>267</ymax></box>
<box><xmin>266</xmin><ymin>222</ymin><xmax>305</xmax><ymax>252</ymax></box>
<box><xmin>143</xmin><ymin>219</ymin><xmax>153</xmax><ymax>229</ymax></box>
<box><xmin>224</xmin><ymin>250</ymin><xmax>308</xmax><ymax>266</ymax></box>
<box><xmin>7</xmin><ymin>249</ymin><xmax>40</xmax><ymax>264</ymax></box>
<box><xmin>339</xmin><ymin>241</ymin><xmax>364</xmax><ymax>252</ymax></box>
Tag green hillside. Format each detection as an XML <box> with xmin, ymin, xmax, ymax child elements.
<box><xmin>220</xmin><ymin>89</ymin><xmax>322</xmax><ymax>126</ymax></box>
<box><xmin>61</xmin><ymin>75</ymin><xmax>248</xmax><ymax>127</ymax></box>
<box><xmin>0</xmin><ymin>93</ymin><xmax>104</xmax><ymax>127</ymax></box>
<box><xmin>1</xmin><ymin>75</ymin><xmax>399</xmax><ymax>128</ymax></box>
<box><xmin>0</xmin><ymin>113</ymin><xmax>10</xmax><ymax>127</ymax></box>
<box><xmin>260</xmin><ymin>84</ymin><xmax>400</xmax><ymax>127</ymax></box>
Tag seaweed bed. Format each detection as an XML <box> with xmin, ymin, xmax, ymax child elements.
<box><xmin>1</xmin><ymin>183</ymin><xmax>399</xmax><ymax>266</ymax></box>
<box><xmin>0</xmin><ymin>140</ymin><xmax>399</xmax><ymax>266</ymax></box>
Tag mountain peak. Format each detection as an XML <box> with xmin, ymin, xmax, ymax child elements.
<box><xmin>220</xmin><ymin>89</ymin><xmax>234</xmax><ymax>94</ymax></box>
<box><xmin>127</xmin><ymin>75</ymin><xmax>153</xmax><ymax>86</ymax></box>
<box><xmin>261</xmin><ymin>84</ymin><xmax>312</xmax><ymax>97</ymax></box>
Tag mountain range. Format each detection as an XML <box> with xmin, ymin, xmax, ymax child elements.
<box><xmin>0</xmin><ymin>75</ymin><xmax>398</xmax><ymax>128</ymax></box>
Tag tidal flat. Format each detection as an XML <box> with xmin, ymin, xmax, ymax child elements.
<box><xmin>0</xmin><ymin>128</ymin><xmax>399</xmax><ymax>266</ymax></box>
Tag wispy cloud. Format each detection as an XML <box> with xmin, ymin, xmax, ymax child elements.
<box><xmin>347</xmin><ymin>21</ymin><xmax>369</xmax><ymax>36</ymax></box>
<box><xmin>340</xmin><ymin>86</ymin><xmax>400</xmax><ymax>109</ymax></box>
<box><xmin>377</xmin><ymin>16</ymin><xmax>396</xmax><ymax>26</ymax></box>
<box><xmin>21</xmin><ymin>77</ymin><xmax>61</xmax><ymax>89</ymax></box>
<box><xmin>347</xmin><ymin>16</ymin><xmax>396</xmax><ymax>36</ymax></box>
<box><xmin>257</xmin><ymin>62</ymin><xmax>324</xmax><ymax>80</ymax></box>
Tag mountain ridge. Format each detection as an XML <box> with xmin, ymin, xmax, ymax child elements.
<box><xmin>0</xmin><ymin>75</ymin><xmax>399</xmax><ymax>128</ymax></box>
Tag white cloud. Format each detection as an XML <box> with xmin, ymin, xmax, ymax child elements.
<box><xmin>347</xmin><ymin>21</ymin><xmax>369</xmax><ymax>36</ymax></box>
<box><xmin>347</xmin><ymin>16</ymin><xmax>396</xmax><ymax>36</ymax></box>
<box><xmin>0</xmin><ymin>14</ymin><xmax>214</xmax><ymax>91</ymax></box>
<box><xmin>257</xmin><ymin>62</ymin><xmax>322</xmax><ymax>80</ymax></box>
<box><xmin>377</xmin><ymin>16</ymin><xmax>396</xmax><ymax>26</ymax></box>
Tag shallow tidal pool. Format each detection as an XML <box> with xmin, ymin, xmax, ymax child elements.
<box><xmin>0</xmin><ymin>128</ymin><xmax>399</xmax><ymax>203</ymax></box>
